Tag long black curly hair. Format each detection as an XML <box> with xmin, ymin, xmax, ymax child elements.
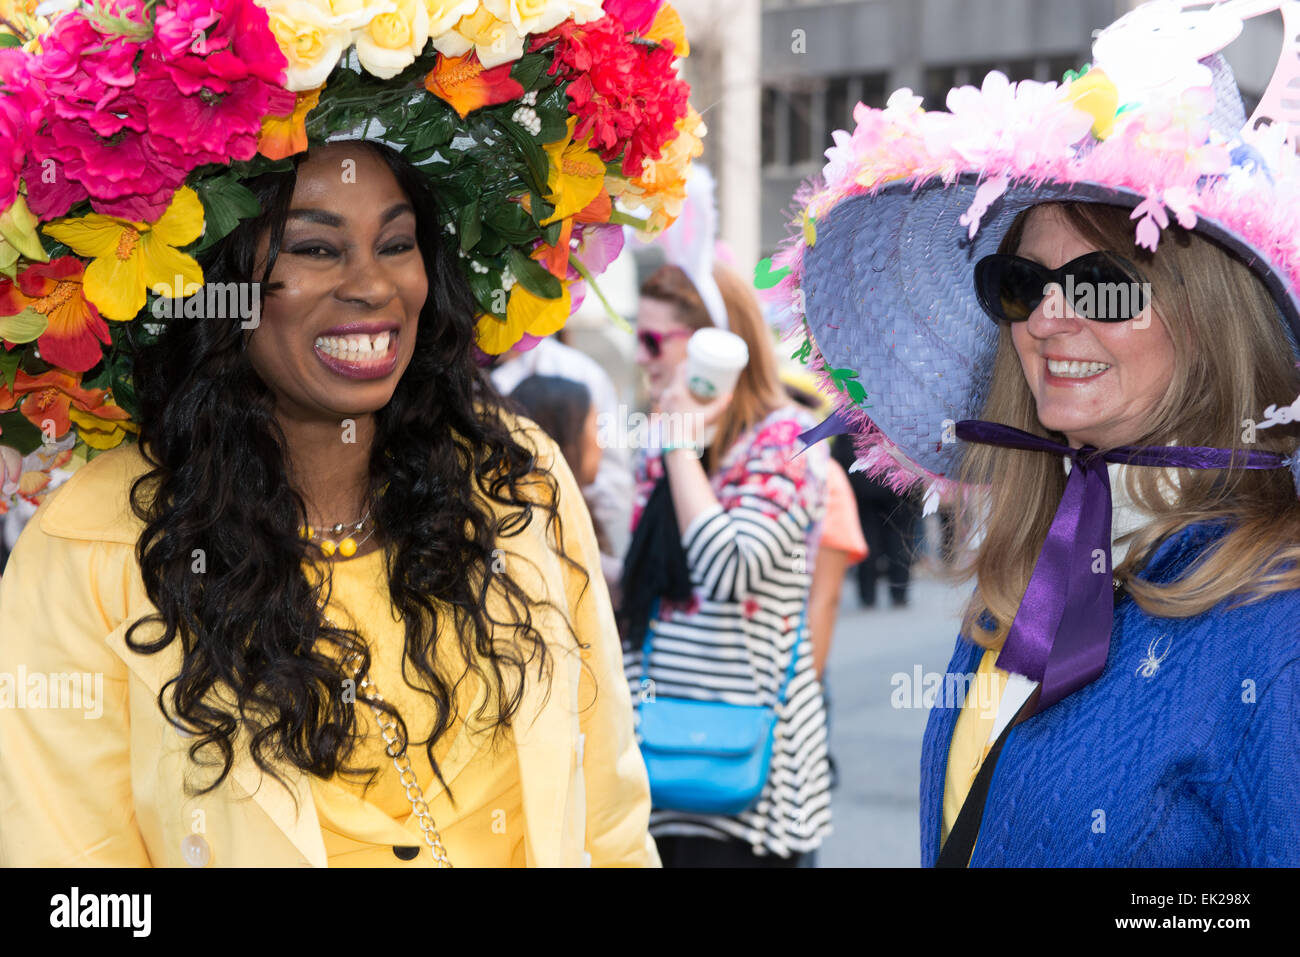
<box><xmin>125</xmin><ymin>141</ymin><xmax>585</xmax><ymax>802</ymax></box>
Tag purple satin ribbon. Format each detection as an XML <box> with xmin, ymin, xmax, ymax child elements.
<box><xmin>957</xmin><ymin>420</ymin><xmax>1289</xmax><ymax>711</ymax></box>
<box><xmin>797</xmin><ymin>408</ymin><xmax>855</xmax><ymax>451</ymax></box>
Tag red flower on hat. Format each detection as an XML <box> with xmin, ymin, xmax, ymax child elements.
<box><xmin>0</xmin><ymin>258</ymin><xmax>109</xmax><ymax>374</ymax></box>
<box><xmin>534</xmin><ymin>16</ymin><xmax>689</xmax><ymax>176</ymax></box>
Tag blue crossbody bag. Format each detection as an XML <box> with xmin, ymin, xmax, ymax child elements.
<box><xmin>634</xmin><ymin>597</ymin><xmax>806</xmax><ymax>816</ymax></box>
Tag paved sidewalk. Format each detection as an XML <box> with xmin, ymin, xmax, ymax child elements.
<box><xmin>816</xmin><ymin>568</ymin><xmax>971</xmax><ymax>867</ymax></box>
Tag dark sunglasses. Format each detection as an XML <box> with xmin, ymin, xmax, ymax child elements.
<box><xmin>637</xmin><ymin>328</ymin><xmax>692</xmax><ymax>358</ymax></box>
<box><xmin>974</xmin><ymin>252</ymin><xmax>1151</xmax><ymax>323</ymax></box>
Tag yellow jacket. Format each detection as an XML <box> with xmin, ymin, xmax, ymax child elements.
<box><xmin>0</xmin><ymin>420</ymin><xmax>659</xmax><ymax>867</ymax></box>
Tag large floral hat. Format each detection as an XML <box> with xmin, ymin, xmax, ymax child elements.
<box><xmin>0</xmin><ymin>0</ymin><xmax>703</xmax><ymax>512</ymax></box>
<box><xmin>764</xmin><ymin>0</ymin><xmax>1300</xmax><ymax>508</ymax></box>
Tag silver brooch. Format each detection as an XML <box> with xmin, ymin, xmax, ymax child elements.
<box><xmin>1135</xmin><ymin>634</ymin><xmax>1172</xmax><ymax>678</ymax></box>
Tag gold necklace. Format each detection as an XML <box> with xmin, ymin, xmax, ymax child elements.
<box><xmin>322</xmin><ymin>609</ymin><xmax>453</xmax><ymax>867</ymax></box>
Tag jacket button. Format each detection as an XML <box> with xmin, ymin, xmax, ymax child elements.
<box><xmin>392</xmin><ymin>845</ymin><xmax>420</xmax><ymax>861</ymax></box>
<box><xmin>180</xmin><ymin>834</ymin><xmax>210</xmax><ymax>867</ymax></box>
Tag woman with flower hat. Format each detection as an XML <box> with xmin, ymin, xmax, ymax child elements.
<box><xmin>0</xmin><ymin>0</ymin><xmax>700</xmax><ymax>867</ymax></box>
<box><xmin>769</xmin><ymin>0</ymin><xmax>1300</xmax><ymax>867</ymax></box>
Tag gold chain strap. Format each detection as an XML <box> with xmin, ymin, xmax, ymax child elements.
<box><xmin>324</xmin><ymin>609</ymin><xmax>453</xmax><ymax>867</ymax></box>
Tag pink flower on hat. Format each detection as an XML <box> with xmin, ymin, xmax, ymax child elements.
<box><xmin>139</xmin><ymin>0</ymin><xmax>292</xmax><ymax>169</ymax></box>
<box><xmin>0</xmin><ymin>51</ymin><xmax>43</xmax><ymax>211</ymax></box>
<box><xmin>921</xmin><ymin>72</ymin><xmax>1093</xmax><ymax>174</ymax></box>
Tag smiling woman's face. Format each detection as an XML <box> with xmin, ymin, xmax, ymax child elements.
<box><xmin>246</xmin><ymin>143</ymin><xmax>428</xmax><ymax>423</ymax></box>
<box><xmin>1010</xmin><ymin>204</ymin><xmax>1177</xmax><ymax>449</ymax></box>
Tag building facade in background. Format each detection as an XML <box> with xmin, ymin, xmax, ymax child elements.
<box><xmin>758</xmin><ymin>0</ymin><xmax>1118</xmax><ymax>253</ymax></box>
<box><xmin>757</xmin><ymin>0</ymin><xmax>1283</xmax><ymax>255</ymax></box>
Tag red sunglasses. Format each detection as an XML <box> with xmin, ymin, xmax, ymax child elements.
<box><xmin>637</xmin><ymin>328</ymin><xmax>692</xmax><ymax>358</ymax></box>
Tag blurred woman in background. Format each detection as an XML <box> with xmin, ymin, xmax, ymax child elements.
<box><xmin>507</xmin><ymin>374</ymin><xmax>622</xmax><ymax>606</ymax></box>
<box><xmin>620</xmin><ymin>262</ymin><xmax>832</xmax><ymax>866</ymax></box>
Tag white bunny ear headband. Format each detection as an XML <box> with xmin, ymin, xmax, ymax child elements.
<box><xmin>1096</xmin><ymin>0</ymin><xmax>1300</xmax><ymax>133</ymax></box>
<box><xmin>650</xmin><ymin>165</ymin><xmax>729</xmax><ymax>329</ymax></box>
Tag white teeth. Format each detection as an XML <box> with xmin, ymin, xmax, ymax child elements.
<box><xmin>1048</xmin><ymin>358</ymin><xmax>1110</xmax><ymax>378</ymax></box>
<box><xmin>312</xmin><ymin>331</ymin><xmax>396</xmax><ymax>361</ymax></box>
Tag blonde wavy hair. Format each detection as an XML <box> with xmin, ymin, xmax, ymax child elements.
<box><xmin>954</xmin><ymin>202</ymin><xmax>1300</xmax><ymax>649</ymax></box>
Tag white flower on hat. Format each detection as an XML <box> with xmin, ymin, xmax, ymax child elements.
<box><xmin>355</xmin><ymin>0</ymin><xmax>431</xmax><ymax>79</ymax></box>
<box><xmin>425</xmin><ymin>0</ymin><xmax>479</xmax><ymax>37</ymax></box>
<box><xmin>430</xmin><ymin>6</ymin><xmax>525</xmax><ymax>68</ymax></box>
<box><xmin>567</xmin><ymin>0</ymin><xmax>607</xmax><ymax>24</ymax></box>
<box><xmin>258</xmin><ymin>0</ymin><xmax>388</xmax><ymax>91</ymax></box>
<box><xmin>883</xmin><ymin>87</ymin><xmax>923</xmax><ymax>118</ymax></box>
<box><xmin>484</xmin><ymin>0</ymin><xmax>570</xmax><ymax>37</ymax></box>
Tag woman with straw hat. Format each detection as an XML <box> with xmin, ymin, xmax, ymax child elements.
<box><xmin>768</xmin><ymin>0</ymin><xmax>1300</xmax><ymax>866</ymax></box>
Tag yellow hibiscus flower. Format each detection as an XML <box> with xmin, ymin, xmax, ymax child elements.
<box><xmin>42</xmin><ymin>187</ymin><xmax>205</xmax><ymax>321</ymax></box>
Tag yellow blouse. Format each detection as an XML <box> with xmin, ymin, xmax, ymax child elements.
<box><xmin>940</xmin><ymin>647</ymin><xmax>1008</xmax><ymax>851</ymax></box>
<box><xmin>309</xmin><ymin>548</ymin><xmax>526</xmax><ymax>867</ymax></box>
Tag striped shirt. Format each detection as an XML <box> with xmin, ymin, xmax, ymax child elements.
<box><xmin>624</xmin><ymin>405</ymin><xmax>833</xmax><ymax>857</ymax></box>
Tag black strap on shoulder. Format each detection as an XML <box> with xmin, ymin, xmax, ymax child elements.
<box><xmin>935</xmin><ymin>692</ymin><xmax>1036</xmax><ymax>868</ymax></box>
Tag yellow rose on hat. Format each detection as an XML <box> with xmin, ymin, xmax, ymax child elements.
<box><xmin>356</xmin><ymin>0</ymin><xmax>431</xmax><ymax>79</ymax></box>
<box><xmin>425</xmin><ymin>0</ymin><xmax>478</xmax><ymax>36</ymax></box>
<box><xmin>258</xmin><ymin>0</ymin><xmax>363</xmax><ymax>91</ymax></box>
<box><xmin>432</xmin><ymin>6</ymin><xmax>524</xmax><ymax>69</ymax></box>
<box><xmin>483</xmin><ymin>0</ymin><xmax>569</xmax><ymax>37</ymax></box>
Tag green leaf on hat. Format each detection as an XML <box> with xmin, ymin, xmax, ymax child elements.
<box><xmin>0</xmin><ymin>308</ymin><xmax>48</xmax><ymax>345</ymax></box>
<box><xmin>535</xmin><ymin>85</ymin><xmax>571</xmax><ymax>142</ymax></box>
<box><xmin>0</xmin><ymin>409</ymin><xmax>42</xmax><ymax>456</ymax></box>
<box><xmin>0</xmin><ymin>347</ymin><xmax>19</xmax><ymax>390</ymax></box>
<box><xmin>484</xmin><ymin>201</ymin><xmax>537</xmax><ymax>244</ymax></box>
<box><xmin>190</xmin><ymin>173</ymin><xmax>262</xmax><ymax>255</ymax></box>
<box><xmin>791</xmin><ymin>336</ymin><xmax>812</xmax><ymax>365</ymax></box>
<box><xmin>525</xmin><ymin>190</ymin><xmax>555</xmax><ymax>228</ymax></box>
<box><xmin>0</xmin><ymin>34</ymin><xmax>22</xmax><ymax>49</ymax></box>
<box><xmin>510</xmin><ymin>52</ymin><xmax>552</xmax><ymax>91</ymax></box>
<box><xmin>406</xmin><ymin>98</ymin><xmax>459</xmax><ymax>151</ymax></box>
<box><xmin>845</xmin><ymin>380</ymin><xmax>870</xmax><ymax>407</ymax></box>
<box><xmin>498</xmin><ymin>118</ymin><xmax>548</xmax><ymax>196</ymax></box>
<box><xmin>754</xmin><ymin>258</ymin><xmax>791</xmax><ymax>289</ymax></box>
<box><xmin>827</xmin><ymin>365</ymin><xmax>870</xmax><ymax>407</ymax></box>
<box><xmin>475</xmin><ymin>229</ymin><xmax>506</xmax><ymax>257</ymax></box>
<box><xmin>507</xmin><ymin>246</ymin><xmax>561</xmax><ymax>299</ymax></box>
<box><xmin>458</xmin><ymin>197</ymin><xmax>482</xmax><ymax>253</ymax></box>
<box><xmin>468</xmin><ymin>269</ymin><xmax>504</xmax><ymax>318</ymax></box>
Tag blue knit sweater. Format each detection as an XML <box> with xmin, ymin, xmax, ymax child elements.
<box><xmin>920</xmin><ymin>521</ymin><xmax>1300</xmax><ymax>867</ymax></box>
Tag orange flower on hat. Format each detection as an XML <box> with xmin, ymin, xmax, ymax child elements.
<box><xmin>424</xmin><ymin>50</ymin><xmax>524</xmax><ymax>119</ymax></box>
<box><xmin>645</xmin><ymin>3</ymin><xmax>689</xmax><ymax>57</ymax></box>
<box><xmin>0</xmin><ymin>258</ymin><xmax>109</xmax><ymax>373</ymax></box>
<box><xmin>607</xmin><ymin>104</ymin><xmax>705</xmax><ymax>234</ymax></box>
<box><xmin>0</xmin><ymin>368</ymin><xmax>126</xmax><ymax>439</ymax></box>
<box><xmin>258</xmin><ymin>85</ymin><xmax>323</xmax><ymax>161</ymax></box>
